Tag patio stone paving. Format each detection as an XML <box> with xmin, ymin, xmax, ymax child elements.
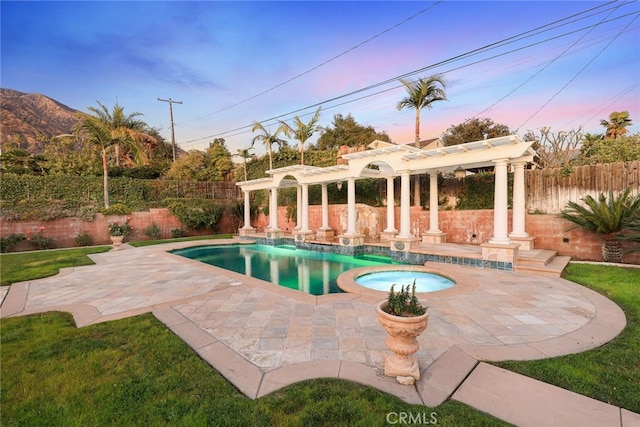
<box><xmin>1</xmin><ymin>238</ymin><xmax>633</xmax><ymax>425</ymax></box>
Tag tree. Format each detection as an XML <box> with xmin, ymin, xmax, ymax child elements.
<box><xmin>75</xmin><ymin>101</ymin><xmax>154</xmax><ymax>207</ymax></box>
<box><xmin>45</xmin><ymin>133</ymin><xmax>101</xmax><ymax>176</ymax></box>
<box><xmin>441</xmin><ymin>117</ymin><xmax>511</xmax><ymax>146</ymax></box>
<box><xmin>280</xmin><ymin>107</ymin><xmax>322</xmax><ymax>165</ymax></box>
<box><xmin>396</xmin><ymin>74</ymin><xmax>447</xmax><ymax>143</ymax></box>
<box><xmin>164</xmin><ymin>138</ymin><xmax>233</xmax><ymax>181</ymax></box>
<box><xmin>316</xmin><ymin>113</ymin><xmax>391</xmax><ymax>150</ymax></box>
<box><xmin>600</xmin><ymin>111</ymin><xmax>632</xmax><ymax>139</ymax></box>
<box><xmin>524</xmin><ymin>127</ymin><xmax>583</xmax><ymax>169</ymax></box>
<box><xmin>559</xmin><ymin>188</ymin><xmax>640</xmax><ymax>263</ymax></box>
<box><xmin>233</xmin><ymin>147</ymin><xmax>255</xmax><ymax>182</ymax></box>
<box><xmin>576</xmin><ymin>133</ymin><xmax>640</xmax><ymax>165</ymax></box>
<box><xmin>206</xmin><ymin>138</ymin><xmax>234</xmax><ymax>181</ymax></box>
<box><xmin>0</xmin><ymin>148</ymin><xmax>46</xmax><ymax>175</ymax></box>
<box><xmin>251</xmin><ymin>122</ymin><xmax>290</xmax><ymax>171</ymax></box>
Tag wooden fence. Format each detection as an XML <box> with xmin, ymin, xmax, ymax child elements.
<box><xmin>145</xmin><ymin>180</ymin><xmax>241</xmax><ymax>200</ymax></box>
<box><xmin>525</xmin><ymin>161</ymin><xmax>640</xmax><ymax>213</ymax></box>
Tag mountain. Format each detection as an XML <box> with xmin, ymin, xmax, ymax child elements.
<box><xmin>0</xmin><ymin>88</ymin><xmax>80</xmax><ymax>153</ymax></box>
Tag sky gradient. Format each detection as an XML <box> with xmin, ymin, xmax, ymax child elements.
<box><xmin>2</xmin><ymin>1</ymin><xmax>639</xmax><ymax>157</ymax></box>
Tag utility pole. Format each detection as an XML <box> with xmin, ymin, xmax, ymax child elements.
<box><xmin>157</xmin><ymin>97</ymin><xmax>183</xmax><ymax>162</ymax></box>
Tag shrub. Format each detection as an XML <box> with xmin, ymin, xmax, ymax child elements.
<box><xmin>29</xmin><ymin>228</ymin><xmax>55</xmax><ymax>250</ymax></box>
<box><xmin>102</xmin><ymin>203</ymin><xmax>131</xmax><ymax>216</ymax></box>
<box><xmin>382</xmin><ymin>282</ymin><xmax>426</xmax><ymax>317</ymax></box>
<box><xmin>0</xmin><ymin>233</ymin><xmax>25</xmax><ymax>253</ymax></box>
<box><xmin>144</xmin><ymin>222</ymin><xmax>161</xmax><ymax>240</ymax></box>
<box><xmin>171</xmin><ymin>229</ymin><xmax>185</xmax><ymax>238</ymax></box>
<box><xmin>166</xmin><ymin>199</ymin><xmax>224</xmax><ymax>231</ymax></box>
<box><xmin>108</xmin><ymin>223</ymin><xmax>132</xmax><ymax>237</ymax></box>
<box><xmin>74</xmin><ymin>233</ymin><xmax>93</xmax><ymax>247</ymax></box>
<box><xmin>78</xmin><ymin>204</ymin><xmax>99</xmax><ymax>221</ymax></box>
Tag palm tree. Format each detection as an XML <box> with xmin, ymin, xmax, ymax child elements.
<box><xmin>397</xmin><ymin>75</ymin><xmax>447</xmax><ymax>206</ymax></box>
<box><xmin>396</xmin><ymin>74</ymin><xmax>447</xmax><ymax>143</ymax></box>
<box><xmin>234</xmin><ymin>147</ymin><xmax>255</xmax><ymax>182</ymax></box>
<box><xmin>600</xmin><ymin>111</ymin><xmax>632</xmax><ymax>139</ymax></box>
<box><xmin>280</xmin><ymin>107</ymin><xmax>322</xmax><ymax>165</ymax></box>
<box><xmin>75</xmin><ymin>101</ymin><xmax>153</xmax><ymax>208</ymax></box>
<box><xmin>559</xmin><ymin>188</ymin><xmax>640</xmax><ymax>263</ymax></box>
<box><xmin>251</xmin><ymin>122</ymin><xmax>289</xmax><ymax>171</ymax></box>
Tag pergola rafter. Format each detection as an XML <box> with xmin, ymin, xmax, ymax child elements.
<box><xmin>237</xmin><ymin>134</ymin><xmax>536</xmax><ymax>263</ymax></box>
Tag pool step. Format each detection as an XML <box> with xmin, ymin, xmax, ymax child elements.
<box><xmin>515</xmin><ymin>250</ymin><xmax>571</xmax><ymax>277</ymax></box>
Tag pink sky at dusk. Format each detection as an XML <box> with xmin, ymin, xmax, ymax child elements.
<box><xmin>2</xmin><ymin>1</ymin><xmax>638</xmax><ymax>157</ymax></box>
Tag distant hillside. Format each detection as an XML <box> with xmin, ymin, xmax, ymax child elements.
<box><xmin>0</xmin><ymin>88</ymin><xmax>80</xmax><ymax>153</ymax></box>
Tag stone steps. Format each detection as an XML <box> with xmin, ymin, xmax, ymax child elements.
<box><xmin>515</xmin><ymin>253</ymin><xmax>572</xmax><ymax>277</ymax></box>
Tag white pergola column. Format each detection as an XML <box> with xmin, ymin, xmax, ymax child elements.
<box><xmin>320</xmin><ymin>183</ymin><xmax>330</xmax><ymax>230</ymax></box>
<box><xmin>398</xmin><ymin>171</ymin><xmax>412</xmax><ymax>238</ymax></box>
<box><xmin>509</xmin><ymin>161</ymin><xmax>529</xmax><ymax>238</ymax></box>
<box><xmin>346</xmin><ymin>178</ymin><xmax>357</xmax><ymax>235</ymax></box>
<box><xmin>414</xmin><ymin>175</ymin><xmax>421</xmax><ymax>207</ymax></box>
<box><xmin>295</xmin><ymin>185</ymin><xmax>302</xmax><ymax>230</ymax></box>
<box><xmin>427</xmin><ymin>171</ymin><xmax>441</xmax><ymax>233</ymax></box>
<box><xmin>383</xmin><ymin>176</ymin><xmax>397</xmax><ymax>233</ymax></box>
<box><xmin>269</xmin><ymin>187</ymin><xmax>280</xmax><ymax>231</ymax></box>
<box><xmin>489</xmin><ymin>159</ymin><xmax>510</xmax><ymax>244</ymax></box>
<box><xmin>242</xmin><ymin>190</ymin><xmax>253</xmax><ymax>230</ymax></box>
<box><xmin>300</xmin><ymin>183</ymin><xmax>310</xmax><ymax>233</ymax></box>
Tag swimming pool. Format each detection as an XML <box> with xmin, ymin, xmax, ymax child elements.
<box><xmin>171</xmin><ymin>244</ymin><xmax>407</xmax><ymax>295</ymax></box>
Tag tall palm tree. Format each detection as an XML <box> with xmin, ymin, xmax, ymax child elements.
<box><xmin>75</xmin><ymin>101</ymin><xmax>152</xmax><ymax>208</ymax></box>
<box><xmin>600</xmin><ymin>111</ymin><xmax>632</xmax><ymax>139</ymax></box>
<box><xmin>397</xmin><ymin>75</ymin><xmax>447</xmax><ymax>206</ymax></box>
<box><xmin>280</xmin><ymin>107</ymin><xmax>322</xmax><ymax>165</ymax></box>
<box><xmin>234</xmin><ymin>147</ymin><xmax>255</xmax><ymax>182</ymax></box>
<box><xmin>251</xmin><ymin>122</ymin><xmax>289</xmax><ymax>171</ymax></box>
<box><xmin>396</xmin><ymin>74</ymin><xmax>447</xmax><ymax>143</ymax></box>
<box><xmin>559</xmin><ymin>188</ymin><xmax>640</xmax><ymax>263</ymax></box>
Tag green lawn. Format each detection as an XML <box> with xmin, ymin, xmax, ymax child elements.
<box><xmin>497</xmin><ymin>263</ymin><xmax>640</xmax><ymax>412</ymax></box>
<box><xmin>1</xmin><ymin>245</ymin><xmax>637</xmax><ymax>424</ymax></box>
<box><xmin>128</xmin><ymin>234</ymin><xmax>234</xmax><ymax>247</ymax></box>
<box><xmin>0</xmin><ymin>312</ymin><xmax>508</xmax><ymax>426</ymax></box>
<box><xmin>0</xmin><ymin>246</ymin><xmax>111</xmax><ymax>286</ymax></box>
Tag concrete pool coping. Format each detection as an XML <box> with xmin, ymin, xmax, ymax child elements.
<box><xmin>337</xmin><ymin>264</ymin><xmax>477</xmax><ymax>298</ymax></box>
<box><xmin>1</xmin><ymin>237</ymin><xmax>636</xmax><ymax>426</ymax></box>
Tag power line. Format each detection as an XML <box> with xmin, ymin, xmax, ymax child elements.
<box><xmin>157</xmin><ymin>97</ymin><xmax>183</xmax><ymax>161</ymax></box>
<box><xmin>179</xmin><ymin>1</ymin><xmax>443</xmax><ymax>124</ymax></box>
<box><xmin>471</xmin><ymin>1</ymin><xmax>625</xmax><ymax>120</ymax></box>
<box><xmin>515</xmin><ymin>12</ymin><xmax>639</xmax><ymax>132</ymax></box>
<box><xmin>180</xmin><ymin>1</ymin><xmax>636</xmax><ymax>147</ymax></box>
<box><xmin>574</xmin><ymin>84</ymin><xmax>639</xmax><ymax>130</ymax></box>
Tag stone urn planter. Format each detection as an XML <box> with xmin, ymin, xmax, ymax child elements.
<box><xmin>376</xmin><ymin>283</ymin><xmax>429</xmax><ymax>384</ymax></box>
<box><xmin>109</xmin><ymin>235</ymin><xmax>124</xmax><ymax>250</ymax></box>
<box><xmin>108</xmin><ymin>222</ymin><xmax>131</xmax><ymax>251</ymax></box>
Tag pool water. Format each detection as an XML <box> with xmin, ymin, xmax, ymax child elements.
<box><xmin>171</xmin><ymin>244</ymin><xmax>407</xmax><ymax>296</ymax></box>
<box><xmin>355</xmin><ymin>271</ymin><xmax>455</xmax><ymax>293</ymax></box>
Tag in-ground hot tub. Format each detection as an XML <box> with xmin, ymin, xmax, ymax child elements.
<box><xmin>355</xmin><ymin>270</ymin><xmax>455</xmax><ymax>293</ymax></box>
<box><xmin>337</xmin><ymin>265</ymin><xmax>473</xmax><ymax>298</ymax></box>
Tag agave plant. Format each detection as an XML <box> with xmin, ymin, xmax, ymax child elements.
<box><xmin>559</xmin><ymin>188</ymin><xmax>640</xmax><ymax>263</ymax></box>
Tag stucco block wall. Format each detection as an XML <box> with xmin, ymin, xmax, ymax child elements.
<box><xmin>254</xmin><ymin>205</ymin><xmax>639</xmax><ymax>263</ymax></box>
<box><xmin>1</xmin><ymin>208</ymin><xmax>227</xmax><ymax>250</ymax></box>
<box><xmin>3</xmin><ymin>205</ymin><xmax>639</xmax><ymax>263</ymax></box>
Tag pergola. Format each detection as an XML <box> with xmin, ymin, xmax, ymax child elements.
<box><xmin>236</xmin><ymin>134</ymin><xmax>536</xmax><ymax>263</ymax></box>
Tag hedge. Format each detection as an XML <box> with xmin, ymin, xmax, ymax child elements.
<box><xmin>0</xmin><ymin>174</ymin><xmax>239</xmax><ymax>221</ymax></box>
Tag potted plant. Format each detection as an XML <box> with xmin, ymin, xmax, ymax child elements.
<box><xmin>108</xmin><ymin>222</ymin><xmax>131</xmax><ymax>250</ymax></box>
<box><xmin>376</xmin><ymin>281</ymin><xmax>429</xmax><ymax>384</ymax></box>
